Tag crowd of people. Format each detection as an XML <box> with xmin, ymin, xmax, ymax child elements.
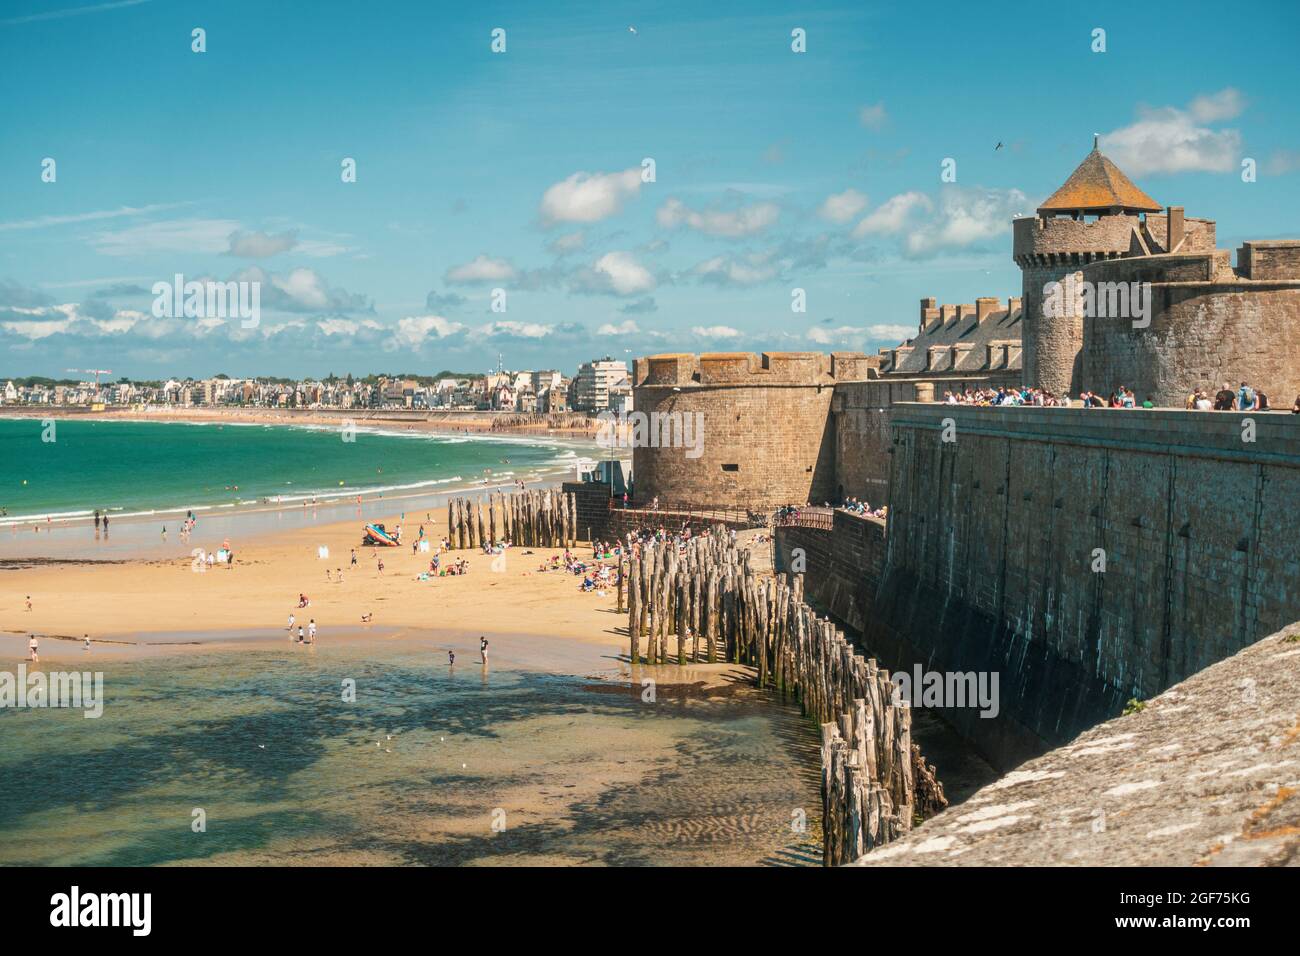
<box><xmin>838</xmin><ymin>497</ymin><xmax>888</xmax><ymax>519</ymax></box>
<box><xmin>940</xmin><ymin>380</ymin><xmax>1296</xmax><ymax>412</ymax></box>
<box><xmin>942</xmin><ymin>386</ymin><xmax>1071</xmax><ymax>406</ymax></box>
<box><xmin>1189</xmin><ymin>382</ymin><xmax>1274</xmax><ymax>411</ymax></box>
<box><xmin>528</xmin><ymin>523</ymin><xmax>736</xmax><ymax>594</ymax></box>
<box><xmin>774</xmin><ymin>500</ymin><xmax>887</xmax><ymax>523</ymax></box>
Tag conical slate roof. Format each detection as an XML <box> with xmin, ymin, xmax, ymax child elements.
<box><xmin>1037</xmin><ymin>145</ymin><xmax>1162</xmax><ymax>214</ymax></box>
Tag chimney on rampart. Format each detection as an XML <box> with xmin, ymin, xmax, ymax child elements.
<box><xmin>939</xmin><ymin>304</ymin><xmax>958</xmax><ymax>326</ymax></box>
<box><xmin>919</xmin><ymin>297</ymin><xmax>941</xmax><ymax>332</ymax></box>
<box><xmin>1166</xmin><ymin>206</ymin><xmax>1185</xmax><ymax>254</ymax></box>
<box><xmin>1008</xmin><ymin>295</ymin><xmax>1023</xmax><ymax>317</ymax></box>
<box><xmin>956</xmin><ymin>304</ymin><xmax>977</xmax><ymax>325</ymax></box>
<box><xmin>975</xmin><ymin>297</ymin><xmax>1000</xmax><ymax>324</ymax></box>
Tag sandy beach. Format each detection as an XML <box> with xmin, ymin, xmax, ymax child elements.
<box><xmin>1</xmin><ymin>501</ymin><xmax>628</xmax><ymax>655</ymax></box>
<box><xmin>1</xmin><ymin>404</ymin><xmax>603</xmax><ymax>440</ymax></box>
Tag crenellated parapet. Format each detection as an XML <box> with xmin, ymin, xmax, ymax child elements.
<box><xmin>630</xmin><ymin>350</ymin><xmax>878</xmax><ymax>509</ymax></box>
<box><xmin>1012</xmin><ymin>214</ymin><xmax>1140</xmax><ymax>268</ymax></box>
<box><xmin>633</xmin><ymin>350</ymin><xmax>877</xmax><ymax>389</ymax></box>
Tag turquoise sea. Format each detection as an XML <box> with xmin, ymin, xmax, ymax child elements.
<box><xmin>0</xmin><ymin>418</ymin><xmax>585</xmax><ymax>525</ymax></box>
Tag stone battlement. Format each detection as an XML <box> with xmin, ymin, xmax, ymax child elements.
<box><xmin>1236</xmin><ymin>240</ymin><xmax>1300</xmax><ymax>280</ymax></box>
<box><xmin>1012</xmin><ymin>213</ymin><xmax>1140</xmax><ymax>264</ymax></box>
<box><xmin>1011</xmin><ymin>211</ymin><xmax>1217</xmax><ymax>267</ymax></box>
<box><xmin>633</xmin><ymin>350</ymin><xmax>877</xmax><ymax>389</ymax></box>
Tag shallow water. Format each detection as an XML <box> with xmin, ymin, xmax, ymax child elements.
<box><xmin>0</xmin><ymin>639</ymin><xmax>823</xmax><ymax>866</ymax></box>
<box><xmin>0</xmin><ymin>417</ymin><xmax>587</xmax><ymax>528</ymax></box>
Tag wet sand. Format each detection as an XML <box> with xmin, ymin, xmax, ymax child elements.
<box><xmin>0</xmin><ymin>502</ymin><xmax>825</xmax><ymax>866</ymax></box>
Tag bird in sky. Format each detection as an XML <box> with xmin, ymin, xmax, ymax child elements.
<box><xmin>628</xmin><ymin>25</ymin><xmax>637</xmax><ymax>35</ymax></box>
<box><xmin>994</xmin><ymin>141</ymin><xmax>1004</xmax><ymax>151</ymax></box>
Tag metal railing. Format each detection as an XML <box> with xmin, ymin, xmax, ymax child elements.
<box><xmin>608</xmin><ymin>499</ymin><xmax>768</xmax><ymax>529</ymax></box>
<box><xmin>772</xmin><ymin>507</ymin><xmax>835</xmax><ymax>531</ymax></box>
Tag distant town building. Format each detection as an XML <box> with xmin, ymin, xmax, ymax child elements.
<box><xmin>573</xmin><ymin>358</ymin><xmax>629</xmax><ymax>412</ymax></box>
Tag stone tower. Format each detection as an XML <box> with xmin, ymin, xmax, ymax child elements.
<box><xmin>1013</xmin><ymin>140</ymin><xmax>1162</xmax><ymax>395</ymax></box>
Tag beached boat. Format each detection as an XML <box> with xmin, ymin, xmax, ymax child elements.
<box><xmin>362</xmin><ymin>523</ymin><xmax>400</xmax><ymax>546</ymax></box>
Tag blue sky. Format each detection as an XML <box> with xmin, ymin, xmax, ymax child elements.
<box><xmin>2</xmin><ymin>0</ymin><xmax>1298</xmax><ymax>380</ymax></box>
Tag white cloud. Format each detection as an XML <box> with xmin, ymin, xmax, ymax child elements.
<box><xmin>858</xmin><ymin>101</ymin><xmax>888</xmax><ymax>130</ymax></box>
<box><xmin>903</xmin><ymin>188</ymin><xmax>1026</xmax><ymax>257</ymax></box>
<box><xmin>1189</xmin><ymin>88</ymin><xmax>1246</xmax><ymax>123</ymax></box>
<box><xmin>317</xmin><ymin>318</ymin><xmax>360</xmax><ymax>336</ymax></box>
<box><xmin>0</xmin><ymin>0</ymin><xmax>152</xmax><ymax>27</ymax></box>
<box><xmin>479</xmin><ymin>320</ymin><xmax>552</xmax><ymax>339</ymax></box>
<box><xmin>869</xmin><ymin>324</ymin><xmax>914</xmax><ymax>340</ymax></box>
<box><xmin>1101</xmin><ymin>88</ymin><xmax>1244</xmax><ymax>175</ymax></box>
<box><xmin>235</xmin><ymin>266</ymin><xmax>371</xmax><ymax>313</ymax></box>
<box><xmin>2</xmin><ymin>316</ymin><xmax>74</xmax><ymax>339</ymax></box>
<box><xmin>690</xmin><ymin>254</ymin><xmax>778</xmax><ymax>286</ymax></box>
<box><xmin>91</xmin><ymin>218</ymin><xmax>240</xmax><ymax>256</ymax></box>
<box><xmin>853</xmin><ymin>192</ymin><xmax>932</xmax><ymax>236</ymax></box>
<box><xmin>0</xmin><ymin>202</ymin><xmax>192</xmax><ymax>233</ymax></box>
<box><xmin>226</xmin><ymin>229</ymin><xmax>298</xmax><ymax>258</ymax></box>
<box><xmin>691</xmin><ymin>324</ymin><xmax>742</xmax><ymax>339</ymax></box>
<box><xmin>391</xmin><ymin>315</ymin><xmax>465</xmax><ymax>348</ymax></box>
<box><xmin>547</xmin><ymin>230</ymin><xmax>586</xmax><ymax>255</ymax></box>
<box><xmin>295</xmin><ymin>238</ymin><xmax>353</xmax><ymax>258</ymax></box>
<box><xmin>271</xmin><ymin>269</ymin><xmax>332</xmax><ymax>309</ymax></box>
<box><xmin>597</xmin><ymin>319</ymin><xmax>640</xmax><ymax>336</ymax></box>
<box><xmin>573</xmin><ymin>251</ymin><xmax>656</xmax><ymax>296</ymax></box>
<box><xmin>657</xmin><ymin>197</ymin><xmax>780</xmax><ymax>238</ymax></box>
<box><xmin>540</xmin><ymin>168</ymin><xmax>643</xmax><ymax>224</ymax></box>
<box><xmin>806</xmin><ymin>323</ymin><xmax>914</xmax><ymax>346</ymax></box>
<box><xmin>806</xmin><ymin>325</ymin><xmax>850</xmax><ymax>345</ymax></box>
<box><xmin>445</xmin><ymin>254</ymin><xmax>518</xmax><ymax>284</ymax></box>
<box><xmin>594</xmin><ymin>251</ymin><xmax>655</xmax><ymax>295</ymax></box>
<box><xmin>800</xmin><ymin>325</ymin><xmax>915</xmax><ymax>348</ymax></box>
<box><xmin>818</xmin><ymin>188</ymin><xmax>868</xmax><ymax>223</ymax></box>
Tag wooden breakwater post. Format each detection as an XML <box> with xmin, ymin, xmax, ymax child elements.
<box><xmin>445</xmin><ymin>489</ymin><xmax>578</xmax><ymax>550</ymax></box>
<box><xmin>624</xmin><ymin>525</ymin><xmax>947</xmax><ymax>865</ymax></box>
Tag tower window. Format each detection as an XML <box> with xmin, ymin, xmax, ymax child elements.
<box><xmin>721</xmin><ymin>463</ymin><xmax>739</xmax><ymax>472</ymax></box>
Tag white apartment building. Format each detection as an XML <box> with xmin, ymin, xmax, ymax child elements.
<box><xmin>572</xmin><ymin>358</ymin><xmax>628</xmax><ymax>412</ymax></box>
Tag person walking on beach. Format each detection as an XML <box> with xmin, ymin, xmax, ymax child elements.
<box><xmin>448</xmin><ymin>649</ymin><xmax>455</xmax><ymax>666</ymax></box>
<box><xmin>351</xmin><ymin>549</ymin><xmax>358</xmax><ymax>568</ymax></box>
<box><xmin>377</xmin><ymin>558</ymin><xmax>385</xmax><ymax>575</ymax></box>
<box><xmin>25</xmin><ymin>595</ymin><xmax>32</xmax><ymax>612</ymax></box>
<box><xmin>94</xmin><ymin>510</ymin><xmax>100</xmax><ymax>531</ymax></box>
<box><xmin>287</xmin><ymin>612</ymin><xmax>296</xmax><ymax>633</ymax></box>
<box><xmin>297</xmin><ymin>625</ymin><xmax>305</xmax><ymax>644</ymax></box>
<box><xmin>479</xmin><ymin>636</ymin><xmax>489</xmax><ymax>664</ymax></box>
<box><xmin>28</xmin><ymin>634</ymin><xmax>38</xmax><ymax>662</ymax></box>
<box><xmin>83</xmin><ymin>634</ymin><xmax>91</xmax><ymax>650</ymax></box>
<box><xmin>308</xmin><ymin>619</ymin><xmax>317</xmax><ymax>644</ymax></box>
<box><xmin>102</xmin><ymin>514</ymin><xmax>109</xmax><ymax>534</ymax></box>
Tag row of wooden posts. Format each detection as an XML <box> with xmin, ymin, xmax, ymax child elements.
<box><xmin>622</xmin><ymin>527</ymin><xmax>947</xmax><ymax>865</ymax></box>
<box><xmin>446</xmin><ymin>489</ymin><xmax>578</xmax><ymax>551</ymax></box>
